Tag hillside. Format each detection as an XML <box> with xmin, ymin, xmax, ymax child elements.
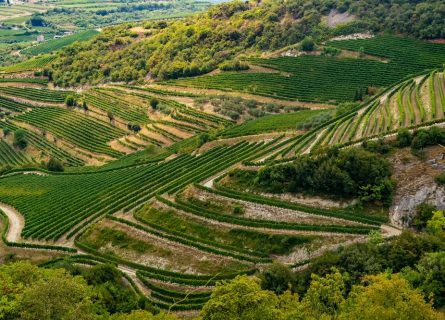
<box><xmin>48</xmin><ymin>0</ymin><xmax>445</xmax><ymax>87</ymax></box>
<box><xmin>0</xmin><ymin>0</ymin><xmax>445</xmax><ymax>319</ymax></box>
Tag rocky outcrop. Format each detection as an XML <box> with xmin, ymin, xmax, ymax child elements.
<box><xmin>390</xmin><ymin>185</ymin><xmax>445</xmax><ymax>227</ymax></box>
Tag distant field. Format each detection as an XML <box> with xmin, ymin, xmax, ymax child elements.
<box><xmin>0</xmin><ymin>55</ymin><xmax>55</xmax><ymax>73</ymax></box>
<box><xmin>22</xmin><ymin>30</ymin><xmax>100</xmax><ymax>56</ymax></box>
<box><xmin>220</xmin><ymin>110</ymin><xmax>326</xmax><ymax>137</ymax></box>
<box><xmin>171</xmin><ymin>36</ymin><xmax>445</xmax><ymax>103</ymax></box>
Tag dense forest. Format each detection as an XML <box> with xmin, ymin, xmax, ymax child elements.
<box><xmin>49</xmin><ymin>0</ymin><xmax>445</xmax><ymax>87</ymax></box>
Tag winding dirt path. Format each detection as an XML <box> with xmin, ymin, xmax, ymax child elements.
<box><xmin>0</xmin><ymin>203</ymin><xmax>24</xmax><ymax>242</ymax></box>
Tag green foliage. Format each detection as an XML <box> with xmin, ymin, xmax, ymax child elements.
<box><xmin>300</xmin><ymin>36</ymin><xmax>315</xmax><ymax>52</ymax></box>
<box><xmin>201</xmin><ymin>270</ymin><xmax>441</xmax><ymax>320</ymax></box>
<box><xmin>402</xmin><ymin>251</ymin><xmax>445</xmax><ymax>307</ymax></box>
<box><xmin>47</xmin><ymin>157</ymin><xmax>64</xmax><ymax>172</ymax></box>
<box><xmin>256</xmin><ymin>147</ymin><xmax>394</xmax><ymax>205</ymax></box>
<box><xmin>427</xmin><ymin>211</ymin><xmax>445</xmax><ymax>234</ymax></box>
<box><xmin>201</xmin><ymin>275</ymin><xmax>285</xmax><ymax>320</ymax></box>
<box><xmin>0</xmin><ymin>262</ymin><xmax>99</xmax><ymax>320</ymax></box>
<box><xmin>260</xmin><ymin>263</ymin><xmax>295</xmax><ymax>295</ymax></box>
<box><xmin>65</xmin><ymin>95</ymin><xmax>76</xmax><ymax>107</ymax></box>
<box><xmin>149</xmin><ymin>98</ymin><xmax>159</xmax><ymax>110</ymax></box>
<box><xmin>293</xmin><ymin>231</ymin><xmax>445</xmax><ymax>297</ymax></box>
<box><xmin>13</xmin><ymin>129</ymin><xmax>27</xmax><ymax>149</ymax></box>
<box><xmin>412</xmin><ymin>203</ymin><xmax>436</xmax><ymax>231</ymax></box>
<box><xmin>396</xmin><ymin>128</ymin><xmax>412</xmax><ymax>147</ymax></box>
<box><xmin>219</xmin><ymin>60</ymin><xmax>249</xmax><ymax>72</ymax></box>
<box><xmin>435</xmin><ymin>172</ymin><xmax>445</xmax><ymax>185</ymax></box>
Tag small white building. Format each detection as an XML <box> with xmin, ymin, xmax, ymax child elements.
<box><xmin>37</xmin><ymin>35</ymin><xmax>45</xmax><ymax>42</ymax></box>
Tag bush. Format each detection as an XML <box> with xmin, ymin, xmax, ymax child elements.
<box><xmin>219</xmin><ymin>60</ymin><xmax>249</xmax><ymax>71</ymax></box>
<box><xmin>300</xmin><ymin>37</ymin><xmax>315</xmax><ymax>52</ymax></box>
<box><xmin>149</xmin><ymin>98</ymin><xmax>159</xmax><ymax>110</ymax></box>
<box><xmin>396</xmin><ymin>128</ymin><xmax>413</xmax><ymax>147</ymax></box>
<box><xmin>47</xmin><ymin>157</ymin><xmax>64</xmax><ymax>172</ymax></box>
<box><xmin>13</xmin><ymin>129</ymin><xmax>27</xmax><ymax>149</ymax></box>
<box><xmin>65</xmin><ymin>95</ymin><xmax>76</xmax><ymax>107</ymax></box>
<box><xmin>435</xmin><ymin>172</ymin><xmax>445</xmax><ymax>185</ymax></box>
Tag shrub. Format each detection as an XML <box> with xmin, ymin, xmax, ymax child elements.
<box><xmin>435</xmin><ymin>172</ymin><xmax>445</xmax><ymax>185</ymax></box>
<box><xmin>300</xmin><ymin>37</ymin><xmax>315</xmax><ymax>52</ymax></box>
<box><xmin>47</xmin><ymin>157</ymin><xmax>64</xmax><ymax>172</ymax></box>
<box><xmin>13</xmin><ymin>129</ymin><xmax>27</xmax><ymax>149</ymax></box>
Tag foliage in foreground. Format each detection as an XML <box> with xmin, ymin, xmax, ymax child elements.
<box><xmin>201</xmin><ymin>272</ymin><xmax>441</xmax><ymax>320</ymax></box>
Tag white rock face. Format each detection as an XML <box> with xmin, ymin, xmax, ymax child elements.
<box><xmin>390</xmin><ymin>185</ymin><xmax>445</xmax><ymax>227</ymax></box>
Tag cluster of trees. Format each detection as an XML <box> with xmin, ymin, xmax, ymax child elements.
<box><xmin>0</xmin><ymin>262</ymin><xmax>166</xmax><ymax>320</ymax></box>
<box><xmin>49</xmin><ymin>0</ymin><xmax>445</xmax><ymax>87</ymax></box>
<box><xmin>396</xmin><ymin>127</ymin><xmax>445</xmax><ymax>151</ymax></box>
<box><xmin>256</xmin><ymin>148</ymin><xmax>394</xmax><ymax>205</ymax></box>
<box><xmin>201</xmin><ymin>271</ymin><xmax>440</xmax><ymax>320</ymax></box>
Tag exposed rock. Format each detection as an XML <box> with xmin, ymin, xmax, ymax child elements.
<box><xmin>391</xmin><ymin>185</ymin><xmax>445</xmax><ymax>227</ymax></box>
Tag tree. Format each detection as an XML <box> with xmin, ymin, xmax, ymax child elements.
<box><xmin>82</xmin><ymin>101</ymin><xmax>89</xmax><ymax>112</ymax></box>
<box><xmin>65</xmin><ymin>95</ymin><xmax>76</xmax><ymax>107</ymax></box>
<box><xmin>427</xmin><ymin>211</ymin><xmax>445</xmax><ymax>234</ymax></box>
<box><xmin>339</xmin><ymin>274</ymin><xmax>441</xmax><ymax>320</ymax></box>
<box><xmin>47</xmin><ymin>157</ymin><xmax>64</xmax><ymax>172</ymax></box>
<box><xmin>301</xmin><ymin>269</ymin><xmax>347</xmax><ymax>318</ymax></box>
<box><xmin>260</xmin><ymin>263</ymin><xmax>295</xmax><ymax>294</ymax></box>
<box><xmin>200</xmin><ymin>275</ymin><xmax>284</xmax><ymax>320</ymax></box>
<box><xmin>13</xmin><ymin>129</ymin><xmax>27</xmax><ymax>149</ymax></box>
<box><xmin>20</xmin><ymin>269</ymin><xmax>99</xmax><ymax>320</ymax></box>
<box><xmin>0</xmin><ymin>262</ymin><xmax>98</xmax><ymax>320</ymax></box>
<box><xmin>402</xmin><ymin>252</ymin><xmax>445</xmax><ymax>308</ymax></box>
<box><xmin>127</xmin><ymin>123</ymin><xmax>141</xmax><ymax>133</ymax></box>
<box><xmin>396</xmin><ymin>128</ymin><xmax>412</xmax><ymax>147</ymax></box>
<box><xmin>300</xmin><ymin>37</ymin><xmax>314</xmax><ymax>51</ymax></box>
<box><xmin>107</xmin><ymin>111</ymin><xmax>115</xmax><ymax>123</ymax></box>
<box><xmin>111</xmin><ymin>310</ymin><xmax>177</xmax><ymax>320</ymax></box>
<box><xmin>149</xmin><ymin>98</ymin><xmax>159</xmax><ymax>110</ymax></box>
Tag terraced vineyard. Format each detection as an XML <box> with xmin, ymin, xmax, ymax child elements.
<box><xmin>0</xmin><ymin>86</ymin><xmax>73</xmax><ymax>103</ymax></box>
<box><xmin>0</xmin><ymin>139</ymin><xmax>29</xmax><ymax>166</ymax></box>
<box><xmin>3</xmin><ymin>31</ymin><xmax>443</xmax><ymax>315</ymax></box>
<box><xmin>0</xmin><ymin>141</ymin><xmax>268</xmax><ymax>240</ymax></box>
<box><xmin>84</xmin><ymin>88</ymin><xmax>149</xmax><ymax>124</ymax></box>
<box><xmin>220</xmin><ymin>110</ymin><xmax>327</xmax><ymax>137</ymax></box>
<box><xmin>22</xmin><ymin>30</ymin><xmax>99</xmax><ymax>56</ymax></box>
<box><xmin>14</xmin><ymin>107</ymin><xmax>125</xmax><ymax>158</ymax></box>
<box><xmin>170</xmin><ymin>36</ymin><xmax>445</xmax><ymax>103</ymax></box>
<box><xmin>0</xmin><ymin>55</ymin><xmax>55</xmax><ymax>74</ymax></box>
<box><xmin>314</xmin><ymin>71</ymin><xmax>445</xmax><ymax>148</ymax></box>
<box><xmin>0</xmin><ymin>121</ymin><xmax>84</xmax><ymax>166</ymax></box>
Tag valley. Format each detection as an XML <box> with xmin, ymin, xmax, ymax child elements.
<box><xmin>0</xmin><ymin>0</ymin><xmax>444</xmax><ymax>319</ymax></box>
